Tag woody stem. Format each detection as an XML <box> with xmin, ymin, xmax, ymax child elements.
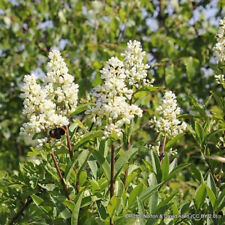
<box><xmin>51</xmin><ymin>149</ymin><xmax>70</xmax><ymax>200</ymax></box>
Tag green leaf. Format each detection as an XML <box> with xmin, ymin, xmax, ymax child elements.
<box><xmin>215</xmin><ymin>189</ymin><xmax>225</xmax><ymax>211</ymax></box>
<box><xmin>63</xmin><ymin>200</ymin><xmax>75</xmax><ymax>211</ymax></box>
<box><xmin>130</xmin><ymin>183</ymin><xmax>162</xmax><ymax>209</ymax></box>
<box><xmin>92</xmin><ymin>72</ymin><xmax>102</xmax><ymax>87</ymax></box>
<box><xmin>148</xmin><ymin>173</ymin><xmax>158</xmax><ymax>214</ymax></box>
<box><xmin>207</xmin><ymin>173</ymin><xmax>217</xmax><ymax>197</ymax></box>
<box><xmin>79</xmin><ymin>171</ymin><xmax>87</xmax><ymax>186</ymax></box>
<box><xmin>74</xmin><ymin>130</ymin><xmax>103</xmax><ymax>149</ymax></box>
<box><xmin>206</xmin><ymin>185</ymin><xmax>216</xmax><ymax>208</ymax></box>
<box><xmin>66</xmin><ymin>150</ymin><xmax>90</xmax><ymax>182</ymax></box>
<box><xmin>212</xmin><ymin>92</ymin><xmax>225</xmax><ymax>112</ymax></box>
<box><xmin>99</xmin><ymin>139</ymin><xmax>108</xmax><ymax>158</ymax></box>
<box><xmin>155</xmin><ymin>192</ymin><xmax>176</xmax><ymax>211</ymax></box>
<box><xmin>114</xmin><ymin>180</ymin><xmax>124</xmax><ymax>198</ymax></box>
<box><xmin>194</xmin><ymin>184</ymin><xmax>206</xmax><ymax>209</ymax></box>
<box><xmin>70</xmin><ymin>120</ymin><xmax>87</xmax><ymax>132</ymax></box>
<box><xmin>165</xmin><ymin>64</ymin><xmax>176</xmax><ymax>87</ymax></box>
<box><xmin>169</xmin><ymin>158</ymin><xmax>177</xmax><ymax>173</ymax></box>
<box><xmin>191</xmin><ymin>165</ymin><xmax>204</xmax><ymax>184</ymax></box>
<box><xmin>71</xmin><ymin>192</ymin><xmax>83</xmax><ymax>225</ymax></box>
<box><xmin>77</xmin><ymin>150</ymin><xmax>91</xmax><ymax>173</ymax></box>
<box><xmin>70</xmin><ymin>103</ymin><xmax>95</xmax><ymax>116</ymax></box>
<box><xmin>128</xmin><ymin>183</ymin><xmax>144</xmax><ymax>208</ymax></box>
<box><xmin>96</xmin><ymin>200</ymin><xmax>107</xmax><ymax>220</ymax></box>
<box><xmin>134</xmin><ymin>86</ymin><xmax>160</xmax><ymax>95</ymax></box>
<box><xmin>40</xmin><ymin>205</ymin><xmax>51</xmax><ymax>213</ymax></box>
<box><xmin>59</xmin><ymin>208</ymin><xmax>71</xmax><ymax>219</ymax></box>
<box><xmin>194</xmin><ymin>121</ymin><xmax>205</xmax><ymax>145</ymax></box>
<box><xmin>107</xmin><ymin>196</ymin><xmax>120</xmax><ymax>218</ymax></box>
<box><xmin>150</xmin><ymin>151</ymin><xmax>162</xmax><ymax>183</ymax></box>
<box><xmin>87</xmin><ymin>160</ymin><xmax>98</xmax><ymax>179</ymax></box>
<box><xmin>114</xmin><ymin>147</ymin><xmax>138</xmax><ymax>180</ymax></box>
<box><xmin>90</xmin><ymin>179</ymin><xmax>100</xmax><ymax>191</ymax></box>
<box><xmin>137</xmin><ymin>197</ymin><xmax>145</xmax><ymax>225</ymax></box>
<box><xmin>161</xmin><ymin>153</ymin><xmax>169</xmax><ymax>181</ymax></box>
<box><xmin>125</xmin><ymin>171</ymin><xmax>138</xmax><ymax>188</ymax></box>
<box><xmin>31</xmin><ymin>194</ymin><xmax>44</xmax><ymax>206</ymax></box>
<box><xmin>183</xmin><ymin>57</ymin><xmax>199</xmax><ymax>81</ymax></box>
<box><xmin>90</xmin><ymin>149</ymin><xmax>110</xmax><ymax>181</ymax></box>
<box><xmin>165</xmin><ymin>163</ymin><xmax>190</xmax><ymax>182</ymax></box>
<box><xmin>165</xmin><ymin>134</ymin><xmax>183</xmax><ymax>150</ymax></box>
<box><xmin>190</xmin><ymin>96</ymin><xmax>207</xmax><ymax>118</ymax></box>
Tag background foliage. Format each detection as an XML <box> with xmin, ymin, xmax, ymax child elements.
<box><xmin>0</xmin><ymin>0</ymin><xmax>225</xmax><ymax>224</ymax></box>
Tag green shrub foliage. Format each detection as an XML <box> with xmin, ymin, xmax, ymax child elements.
<box><xmin>0</xmin><ymin>0</ymin><xmax>225</xmax><ymax>225</ymax></box>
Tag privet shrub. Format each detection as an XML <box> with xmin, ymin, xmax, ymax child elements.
<box><xmin>0</xmin><ymin>1</ymin><xmax>225</xmax><ymax>225</ymax></box>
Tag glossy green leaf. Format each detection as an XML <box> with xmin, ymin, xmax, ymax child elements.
<box><xmin>194</xmin><ymin>184</ymin><xmax>206</xmax><ymax>209</ymax></box>
<box><xmin>90</xmin><ymin>149</ymin><xmax>110</xmax><ymax>181</ymax></box>
<box><xmin>150</xmin><ymin>151</ymin><xmax>162</xmax><ymax>183</ymax></box>
<box><xmin>207</xmin><ymin>173</ymin><xmax>217</xmax><ymax>197</ymax></box>
<box><xmin>161</xmin><ymin>153</ymin><xmax>169</xmax><ymax>181</ymax></box>
<box><xmin>137</xmin><ymin>197</ymin><xmax>145</xmax><ymax>225</ymax></box>
<box><xmin>107</xmin><ymin>196</ymin><xmax>120</xmax><ymax>218</ymax></box>
<box><xmin>79</xmin><ymin>171</ymin><xmax>87</xmax><ymax>186</ymax></box>
<box><xmin>31</xmin><ymin>194</ymin><xmax>44</xmax><ymax>206</ymax></box>
<box><xmin>74</xmin><ymin>130</ymin><xmax>104</xmax><ymax>149</ymax></box>
<box><xmin>70</xmin><ymin>103</ymin><xmax>95</xmax><ymax>116</ymax></box>
<box><xmin>183</xmin><ymin>57</ymin><xmax>199</xmax><ymax>81</ymax></box>
<box><xmin>114</xmin><ymin>147</ymin><xmax>138</xmax><ymax>180</ymax></box>
<box><xmin>148</xmin><ymin>173</ymin><xmax>158</xmax><ymax>214</ymax></box>
<box><xmin>71</xmin><ymin>192</ymin><xmax>83</xmax><ymax>225</ymax></box>
<box><xmin>206</xmin><ymin>185</ymin><xmax>216</xmax><ymax>208</ymax></box>
<box><xmin>130</xmin><ymin>183</ymin><xmax>162</xmax><ymax>209</ymax></box>
<box><xmin>128</xmin><ymin>183</ymin><xmax>144</xmax><ymax>208</ymax></box>
<box><xmin>165</xmin><ymin>163</ymin><xmax>191</xmax><ymax>182</ymax></box>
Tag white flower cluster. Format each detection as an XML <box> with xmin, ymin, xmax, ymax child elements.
<box><xmin>45</xmin><ymin>49</ymin><xmax>79</xmax><ymax>115</ymax></box>
<box><xmin>214</xmin><ymin>18</ymin><xmax>225</xmax><ymax>62</ymax></box>
<box><xmin>122</xmin><ymin>40</ymin><xmax>153</xmax><ymax>87</ymax></box>
<box><xmin>215</xmin><ymin>74</ymin><xmax>225</xmax><ymax>87</ymax></box>
<box><xmin>87</xmin><ymin>56</ymin><xmax>143</xmax><ymax>139</ymax></box>
<box><xmin>152</xmin><ymin>91</ymin><xmax>187</xmax><ymax>138</ymax></box>
<box><xmin>20</xmin><ymin>49</ymin><xmax>79</xmax><ymax>144</ymax></box>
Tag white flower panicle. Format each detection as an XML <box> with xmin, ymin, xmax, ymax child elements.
<box><xmin>20</xmin><ymin>49</ymin><xmax>79</xmax><ymax>144</ymax></box>
<box><xmin>45</xmin><ymin>49</ymin><xmax>79</xmax><ymax>114</ymax></box>
<box><xmin>93</xmin><ymin>57</ymin><xmax>133</xmax><ymax>100</ymax></box>
<box><xmin>152</xmin><ymin>91</ymin><xmax>187</xmax><ymax>138</ymax></box>
<box><xmin>122</xmin><ymin>40</ymin><xmax>153</xmax><ymax>87</ymax></box>
<box><xmin>87</xmin><ymin>56</ymin><xmax>142</xmax><ymax>139</ymax></box>
<box><xmin>214</xmin><ymin>18</ymin><xmax>225</xmax><ymax>62</ymax></box>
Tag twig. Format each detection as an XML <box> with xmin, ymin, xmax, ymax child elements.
<box><xmin>51</xmin><ymin>149</ymin><xmax>71</xmax><ymax>200</ymax></box>
<box><xmin>159</xmin><ymin>136</ymin><xmax>167</xmax><ymax>162</ymax></box>
<box><xmin>110</xmin><ymin>142</ymin><xmax>115</xmax><ymax>225</ymax></box>
<box><xmin>9</xmin><ymin>197</ymin><xmax>32</xmax><ymax>225</ymax></box>
<box><xmin>123</xmin><ymin>136</ymin><xmax>130</xmax><ymax>186</ymax></box>
<box><xmin>89</xmin><ymin>122</ymin><xmax>94</xmax><ymax>132</ymax></box>
<box><xmin>65</xmin><ymin>125</ymin><xmax>73</xmax><ymax>160</ymax></box>
<box><xmin>110</xmin><ymin>143</ymin><xmax>115</xmax><ymax>198</ymax></box>
<box><xmin>123</xmin><ymin>99</ymin><xmax>133</xmax><ymax>186</ymax></box>
<box><xmin>65</xmin><ymin>126</ymin><xmax>80</xmax><ymax>192</ymax></box>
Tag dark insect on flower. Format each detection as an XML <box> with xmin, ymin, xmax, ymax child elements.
<box><xmin>49</xmin><ymin>127</ymin><xmax>65</xmax><ymax>139</ymax></box>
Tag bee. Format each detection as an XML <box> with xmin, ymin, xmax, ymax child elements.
<box><xmin>49</xmin><ymin>127</ymin><xmax>66</xmax><ymax>139</ymax></box>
